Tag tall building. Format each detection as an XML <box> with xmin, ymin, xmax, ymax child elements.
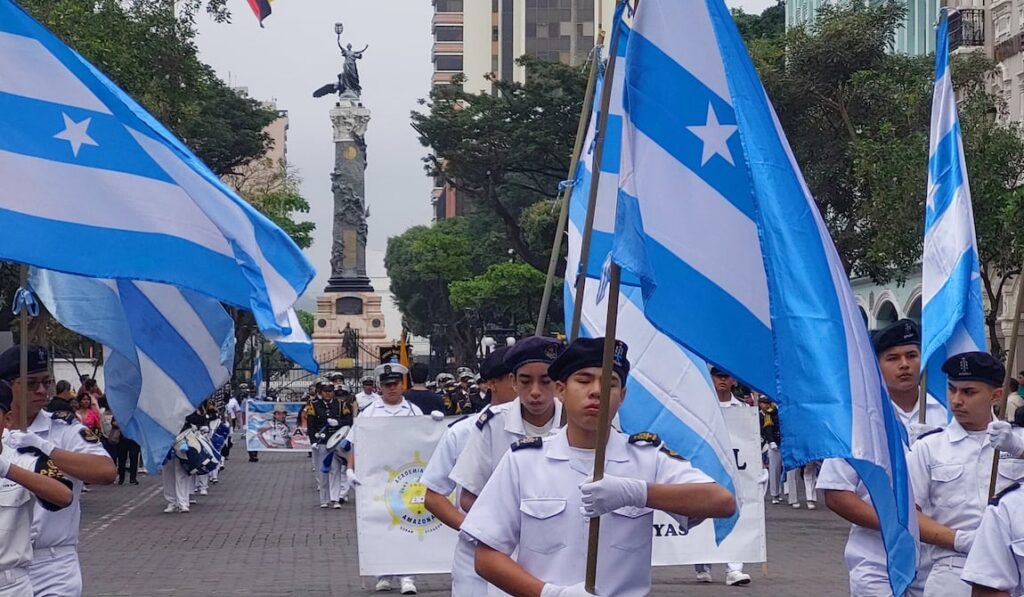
<box><xmin>991</xmin><ymin>0</ymin><xmax>1024</xmax><ymax>122</ymax></box>
<box><xmin>224</xmin><ymin>88</ymin><xmax>289</xmax><ymax>195</ymax></box>
<box><xmin>429</xmin><ymin>0</ymin><xmax>616</xmax><ymax>219</ymax></box>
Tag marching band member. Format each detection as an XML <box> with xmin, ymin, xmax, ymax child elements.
<box><xmin>423</xmin><ymin>347</ymin><xmax>515</xmax><ymax>596</ymax></box>
<box><xmin>460</xmin><ymin>337</ymin><xmax>736</xmax><ymax>597</ymax></box>
<box><xmin>451</xmin><ymin>336</ymin><xmax>565</xmax><ymax>513</ymax></box>
<box><xmin>908</xmin><ymin>351</ymin><xmax>1024</xmax><ymax>596</ymax></box>
<box><xmin>0</xmin><ymin>345</ymin><xmax>115</xmax><ymax>597</ymax></box>
<box><xmin>309</xmin><ymin>378</ymin><xmax>352</xmax><ymax>508</ymax></box>
<box><xmin>0</xmin><ymin>380</ymin><xmax>73</xmax><ymax>597</ymax></box>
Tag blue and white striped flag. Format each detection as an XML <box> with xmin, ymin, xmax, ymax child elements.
<box><xmin>30</xmin><ymin>268</ymin><xmax>235</xmax><ymax>472</ymax></box>
<box><xmin>610</xmin><ymin>0</ymin><xmax>917</xmax><ymax>592</ymax></box>
<box><xmin>0</xmin><ymin>1</ymin><xmax>314</xmax><ymax>337</ymax></box>
<box><xmin>921</xmin><ymin>12</ymin><xmax>986</xmax><ymax>411</ymax></box>
<box><xmin>253</xmin><ymin>350</ymin><xmax>264</xmax><ymax>399</ymax></box>
<box><xmin>565</xmin><ymin>4</ymin><xmax>740</xmax><ymax>543</ymax></box>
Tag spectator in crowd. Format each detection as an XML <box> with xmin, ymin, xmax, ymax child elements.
<box><xmin>403</xmin><ymin>363</ymin><xmax>445</xmax><ymax>414</ymax></box>
<box><xmin>1006</xmin><ymin>379</ymin><xmax>1023</xmax><ymax>424</ymax></box>
<box><xmin>112</xmin><ymin>418</ymin><xmax>140</xmax><ymax>485</ymax></box>
<box><xmin>75</xmin><ymin>394</ymin><xmax>101</xmax><ymax>435</ymax></box>
<box><xmin>47</xmin><ymin>380</ymin><xmax>75</xmax><ymax>414</ymax></box>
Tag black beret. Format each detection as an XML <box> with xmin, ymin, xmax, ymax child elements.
<box><xmin>503</xmin><ymin>336</ymin><xmax>564</xmax><ymax>373</ymax></box>
<box><xmin>0</xmin><ymin>380</ymin><xmax>11</xmax><ymax>412</ymax></box>
<box><xmin>480</xmin><ymin>346</ymin><xmax>512</xmax><ymax>381</ymax></box>
<box><xmin>548</xmin><ymin>337</ymin><xmax>630</xmax><ymax>382</ymax></box>
<box><xmin>942</xmin><ymin>351</ymin><xmax>1005</xmax><ymax>387</ymax></box>
<box><xmin>0</xmin><ymin>345</ymin><xmax>49</xmax><ymax>381</ymax></box>
<box><xmin>873</xmin><ymin>319</ymin><xmax>920</xmax><ymax>354</ymax></box>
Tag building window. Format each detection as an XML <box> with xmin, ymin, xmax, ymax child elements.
<box><xmin>435</xmin><ymin>25</ymin><xmax>464</xmax><ymax>42</ymax></box>
<box><xmin>434</xmin><ymin>0</ymin><xmax>463</xmax><ymax>13</ymax></box>
<box><xmin>435</xmin><ymin>54</ymin><xmax>464</xmax><ymax>71</ymax></box>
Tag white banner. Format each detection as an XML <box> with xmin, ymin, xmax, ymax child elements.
<box><xmin>354</xmin><ymin>416</ymin><xmax>459</xmax><ymax>576</ymax></box>
<box><xmin>652</xmin><ymin>406</ymin><xmax>767</xmax><ymax>565</ymax></box>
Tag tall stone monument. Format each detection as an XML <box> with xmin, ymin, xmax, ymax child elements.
<box><xmin>310</xmin><ymin>23</ymin><xmax>387</xmax><ymax>362</ymax></box>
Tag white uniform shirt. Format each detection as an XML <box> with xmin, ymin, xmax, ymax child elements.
<box><xmin>961</xmin><ymin>484</ymin><xmax>1024</xmax><ymax>594</ymax></box>
<box><xmin>450</xmin><ymin>397</ymin><xmax>563</xmax><ymax>497</ymax></box>
<box><xmin>461</xmin><ymin>428</ymin><xmax>714</xmax><ymax>597</ymax></box>
<box><xmin>356</xmin><ymin>391</ymin><xmax>381</xmax><ymax>412</ymax></box>
<box><xmin>28</xmin><ymin>410</ymin><xmax>110</xmax><ymax>549</ymax></box>
<box><xmin>0</xmin><ymin>446</ymin><xmax>47</xmax><ymax>572</ymax></box>
<box><xmin>359</xmin><ymin>397</ymin><xmax>423</xmax><ymax>419</ymax></box>
<box><xmin>225</xmin><ymin>397</ymin><xmax>241</xmax><ymax>419</ymax></box>
<box><xmin>892</xmin><ymin>395</ymin><xmax>947</xmax><ymax>436</ymax></box>
<box><xmin>908</xmin><ymin>417</ymin><xmax>1024</xmax><ymax>560</ymax></box>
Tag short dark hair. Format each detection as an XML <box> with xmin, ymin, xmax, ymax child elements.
<box><xmin>83</xmin><ymin>379</ymin><xmax>98</xmax><ymax>390</ymax></box>
<box><xmin>55</xmin><ymin>380</ymin><xmax>72</xmax><ymax>395</ymax></box>
<box><xmin>410</xmin><ymin>362</ymin><xmax>430</xmax><ymax>384</ymax></box>
<box><xmin>1011</xmin><ymin>378</ymin><xmax>1020</xmax><ymax>392</ymax></box>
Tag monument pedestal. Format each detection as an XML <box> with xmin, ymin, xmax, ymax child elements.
<box><xmin>312</xmin><ymin>292</ymin><xmax>388</xmax><ymax>362</ymax></box>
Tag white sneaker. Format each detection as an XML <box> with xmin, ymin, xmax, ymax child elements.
<box><xmin>696</xmin><ymin>571</ymin><xmax>713</xmax><ymax>583</ymax></box>
<box><xmin>199</xmin><ymin>489</ymin><xmax>208</xmax><ymax>496</ymax></box>
<box><xmin>178</xmin><ymin>506</ymin><xmax>189</xmax><ymax>513</ymax></box>
<box><xmin>331</xmin><ymin>501</ymin><xmax>342</xmax><ymax>509</ymax></box>
<box><xmin>320</xmin><ymin>502</ymin><xmax>329</xmax><ymax>509</ymax></box>
<box><xmin>807</xmin><ymin>501</ymin><xmax>817</xmax><ymax>510</ymax></box>
<box><xmin>375</xmin><ymin>578</ymin><xmax>392</xmax><ymax>592</ymax></box>
<box><xmin>791</xmin><ymin>502</ymin><xmax>801</xmax><ymax>509</ymax></box>
<box><xmin>725</xmin><ymin>570</ymin><xmax>751</xmax><ymax>586</ymax></box>
<box><xmin>163</xmin><ymin>504</ymin><xmax>178</xmax><ymax>514</ymax></box>
<box><xmin>400</xmin><ymin>579</ymin><xmax>417</xmax><ymax>595</ymax></box>
<box><xmin>770</xmin><ymin>498</ymin><xmax>780</xmax><ymax>505</ymax></box>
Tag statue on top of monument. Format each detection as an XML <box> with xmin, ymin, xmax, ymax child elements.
<box><xmin>313</xmin><ymin>22</ymin><xmax>368</xmax><ymax>100</ymax></box>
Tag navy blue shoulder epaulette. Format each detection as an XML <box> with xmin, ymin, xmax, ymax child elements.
<box><xmin>917</xmin><ymin>427</ymin><xmax>943</xmax><ymax>440</ymax></box>
<box><xmin>510</xmin><ymin>436</ymin><xmax>543</xmax><ymax>451</ymax></box>
<box><xmin>475</xmin><ymin>407</ymin><xmax>494</xmax><ymax>430</ymax></box>
<box><xmin>628</xmin><ymin>431</ymin><xmax>662</xmax><ymax>447</ymax></box>
<box><xmin>449</xmin><ymin>414</ymin><xmax>469</xmax><ymax>428</ymax></box>
<box><xmin>50</xmin><ymin>410</ymin><xmax>77</xmax><ymax>425</ymax></box>
<box><xmin>991</xmin><ymin>482</ymin><xmax>1021</xmax><ymax>506</ymax></box>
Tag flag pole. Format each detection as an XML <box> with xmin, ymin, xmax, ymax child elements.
<box><xmin>571</xmin><ymin>3</ymin><xmax>624</xmax><ymax>341</ymax></box>
<box><xmin>17</xmin><ymin>264</ymin><xmax>28</xmax><ymax>432</ymax></box>
<box><xmin>917</xmin><ymin>372</ymin><xmax>928</xmax><ymax>425</ymax></box>
<box><xmin>584</xmin><ymin>263</ymin><xmax>622</xmax><ymax>593</ymax></box>
<box><xmin>535</xmin><ymin>31</ymin><xmax>604</xmax><ymax>337</ymax></box>
<box><xmin>988</xmin><ymin>273</ymin><xmax>1024</xmax><ymax>499</ymax></box>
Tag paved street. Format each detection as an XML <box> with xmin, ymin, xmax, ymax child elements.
<box><xmin>80</xmin><ymin>452</ymin><xmax>851</xmax><ymax>596</ymax></box>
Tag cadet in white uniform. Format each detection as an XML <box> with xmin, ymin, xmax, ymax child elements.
<box><xmin>818</xmin><ymin>320</ymin><xmax>947</xmax><ymax>596</ymax></box>
<box><xmin>351</xmin><ymin>363</ymin><xmax>425</xmax><ymax>595</ymax></box>
<box><xmin>0</xmin><ymin>346</ymin><xmax>116</xmax><ymax>597</ymax></box>
<box><xmin>461</xmin><ymin>337</ymin><xmax>736</xmax><ymax>597</ymax></box>
<box><xmin>356</xmin><ymin>377</ymin><xmax>380</xmax><ymax>413</ymax></box>
<box><xmin>423</xmin><ymin>347</ymin><xmax>516</xmax><ymax>596</ymax></box>
<box><xmin>450</xmin><ymin>336</ymin><xmax>564</xmax><ymax>512</ymax></box>
<box><xmin>961</xmin><ymin>482</ymin><xmax>1024</xmax><ymax>596</ymax></box>
<box><xmin>908</xmin><ymin>351</ymin><xmax>1024</xmax><ymax>597</ymax></box>
<box><xmin>0</xmin><ymin>380</ymin><xmax>73</xmax><ymax>597</ymax></box>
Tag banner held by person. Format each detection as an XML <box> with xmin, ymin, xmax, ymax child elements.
<box><xmin>354</xmin><ymin>416</ymin><xmax>458</xmax><ymax>576</ymax></box>
<box><xmin>245</xmin><ymin>401</ymin><xmax>310</xmax><ymax>452</ymax></box>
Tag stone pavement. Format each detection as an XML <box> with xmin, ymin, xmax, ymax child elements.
<box><xmin>79</xmin><ymin>452</ymin><xmax>852</xmax><ymax>596</ymax></box>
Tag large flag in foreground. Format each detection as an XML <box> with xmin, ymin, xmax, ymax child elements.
<box><xmin>565</xmin><ymin>6</ymin><xmax>740</xmax><ymax>543</ymax></box>
<box><xmin>610</xmin><ymin>0</ymin><xmax>916</xmax><ymax>592</ymax></box>
<box><xmin>30</xmin><ymin>269</ymin><xmax>235</xmax><ymax>472</ymax></box>
<box><xmin>0</xmin><ymin>1</ymin><xmax>313</xmax><ymax>337</ymax></box>
<box><xmin>921</xmin><ymin>12</ymin><xmax>986</xmax><ymax>411</ymax></box>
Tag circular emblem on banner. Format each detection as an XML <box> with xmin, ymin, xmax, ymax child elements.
<box><xmin>374</xmin><ymin>451</ymin><xmax>442</xmax><ymax>538</ymax></box>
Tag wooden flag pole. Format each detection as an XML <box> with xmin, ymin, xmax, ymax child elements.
<box><xmin>988</xmin><ymin>273</ymin><xmax>1024</xmax><ymax>500</ymax></box>
<box><xmin>535</xmin><ymin>31</ymin><xmax>604</xmax><ymax>337</ymax></box>
<box><xmin>570</xmin><ymin>3</ymin><xmax>624</xmax><ymax>342</ymax></box>
<box><xmin>918</xmin><ymin>372</ymin><xmax>928</xmax><ymax>425</ymax></box>
<box><xmin>17</xmin><ymin>264</ymin><xmax>29</xmax><ymax>431</ymax></box>
<box><xmin>584</xmin><ymin>263</ymin><xmax>622</xmax><ymax>594</ymax></box>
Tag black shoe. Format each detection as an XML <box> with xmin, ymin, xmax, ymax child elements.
<box><xmin>118</xmin><ymin>479</ymin><xmax>125</xmax><ymax>485</ymax></box>
<box><xmin>130</xmin><ymin>480</ymin><xmax>139</xmax><ymax>485</ymax></box>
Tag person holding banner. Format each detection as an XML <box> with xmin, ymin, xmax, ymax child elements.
<box><xmin>451</xmin><ymin>336</ymin><xmax>564</xmax><ymax>513</ymax></box>
<box><xmin>461</xmin><ymin>337</ymin><xmax>736</xmax><ymax>597</ymax></box>
<box><xmin>818</xmin><ymin>319</ymin><xmax>947</xmax><ymax>596</ymax></box>
<box><xmin>907</xmin><ymin>351</ymin><xmax>1024</xmax><ymax>596</ymax></box>
<box><xmin>423</xmin><ymin>346</ymin><xmax>516</xmax><ymax>596</ymax></box>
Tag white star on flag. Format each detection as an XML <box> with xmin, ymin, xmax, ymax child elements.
<box><xmin>687</xmin><ymin>103</ymin><xmax>737</xmax><ymax>166</ymax></box>
<box><xmin>53</xmin><ymin>113</ymin><xmax>98</xmax><ymax>157</ymax></box>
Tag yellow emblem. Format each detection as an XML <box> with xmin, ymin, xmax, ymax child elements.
<box><xmin>373</xmin><ymin>451</ymin><xmax>443</xmax><ymax>539</ymax></box>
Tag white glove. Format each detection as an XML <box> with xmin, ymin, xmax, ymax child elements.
<box><xmin>430</xmin><ymin>410</ymin><xmax>445</xmax><ymax>422</ymax></box>
<box><xmin>758</xmin><ymin>468</ymin><xmax>770</xmax><ymax>497</ymax></box>
<box><xmin>540</xmin><ymin>582</ymin><xmax>596</xmax><ymax>597</ymax></box>
<box><xmin>327</xmin><ymin>418</ymin><xmax>339</xmax><ymax>427</ymax></box>
<box><xmin>346</xmin><ymin>468</ymin><xmax>361</xmax><ymax>486</ymax></box>
<box><xmin>199</xmin><ymin>426</ymin><xmax>211</xmax><ymax>436</ymax></box>
<box><xmin>907</xmin><ymin>422</ymin><xmax>937</xmax><ymax>441</ymax></box>
<box><xmin>768</xmin><ymin>442</ymin><xmax>779</xmax><ymax>450</ymax></box>
<box><xmin>4</xmin><ymin>430</ymin><xmax>56</xmax><ymax>456</ymax></box>
<box><xmin>987</xmin><ymin>421</ymin><xmax>1024</xmax><ymax>457</ymax></box>
<box><xmin>954</xmin><ymin>528</ymin><xmax>976</xmax><ymax>554</ymax></box>
<box><xmin>579</xmin><ymin>473</ymin><xmax>647</xmax><ymax>518</ymax></box>
<box><xmin>0</xmin><ymin>449</ymin><xmax>11</xmax><ymax>478</ymax></box>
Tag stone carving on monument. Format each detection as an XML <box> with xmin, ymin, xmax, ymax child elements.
<box><xmin>310</xmin><ymin>22</ymin><xmax>388</xmax><ymax>363</ymax></box>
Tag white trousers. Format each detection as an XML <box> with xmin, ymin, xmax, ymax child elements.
<box><xmin>0</xmin><ymin>568</ymin><xmax>30</xmax><ymax>597</ymax></box>
<box><xmin>695</xmin><ymin>562</ymin><xmax>743</xmax><ymax>573</ymax></box>
<box><xmin>162</xmin><ymin>460</ymin><xmax>190</xmax><ymax>509</ymax></box>
<box><xmin>451</xmin><ymin>535</ymin><xmax>488</xmax><ymax>596</ymax></box>
<box><xmin>767</xmin><ymin>446</ymin><xmax>783</xmax><ymax>498</ymax></box>
<box><xmin>28</xmin><ymin>547</ymin><xmax>82</xmax><ymax>597</ymax></box>
<box><xmin>195</xmin><ymin>474</ymin><xmax>209</xmax><ymax>492</ymax></box>
<box><xmin>786</xmin><ymin>464</ymin><xmax>818</xmax><ymax>505</ymax></box>
<box><xmin>316</xmin><ymin>447</ymin><xmax>350</xmax><ymax>504</ymax></box>
<box><xmin>923</xmin><ymin>556</ymin><xmax>969</xmax><ymax>597</ymax></box>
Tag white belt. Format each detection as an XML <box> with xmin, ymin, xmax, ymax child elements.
<box><xmin>932</xmin><ymin>553</ymin><xmax>967</xmax><ymax>567</ymax></box>
<box><xmin>32</xmin><ymin>545</ymin><xmax>78</xmax><ymax>561</ymax></box>
<box><xmin>0</xmin><ymin>567</ymin><xmax>28</xmax><ymax>586</ymax></box>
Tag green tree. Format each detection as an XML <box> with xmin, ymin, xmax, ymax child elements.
<box><xmin>449</xmin><ymin>262</ymin><xmax>549</xmax><ymax>333</ymax></box>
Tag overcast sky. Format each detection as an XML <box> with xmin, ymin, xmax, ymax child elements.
<box><xmin>195</xmin><ymin>0</ymin><xmax>774</xmax><ymax>316</ymax></box>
